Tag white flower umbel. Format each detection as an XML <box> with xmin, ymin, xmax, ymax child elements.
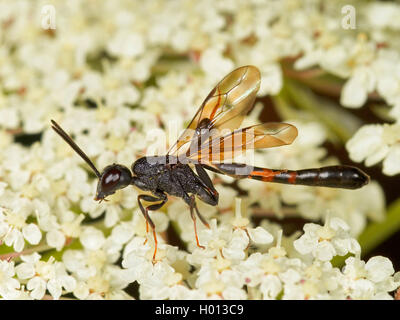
<box><xmin>347</xmin><ymin>123</ymin><xmax>400</xmax><ymax>176</ymax></box>
<box><xmin>0</xmin><ymin>206</ymin><xmax>41</xmax><ymax>252</ymax></box>
<box><xmin>122</xmin><ymin>237</ymin><xmax>189</xmax><ymax>300</ymax></box>
<box><xmin>15</xmin><ymin>252</ymin><xmax>76</xmax><ymax>300</ymax></box>
<box><xmin>1</xmin><ymin>0</ymin><xmax>400</xmax><ymax>300</ymax></box>
<box><xmin>294</xmin><ymin>214</ymin><xmax>361</xmax><ymax>262</ymax></box>
<box><xmin>340</xmin><ymin>256</ymin><xmax>399</xmax><ymax>299</ymax></box>
<box><xmin>44</xmin><ymin>213</ymin><xmax>85</xmax><ymax>251</ymax></box>
<box><xmin>63</xmin><ymin>227</ymin><xmax>133</xmax><ymax>299</ymax></box>
<box><xmin>231</xmin><ymin>197</ymin><xmax>273</xmax><ymax>248</ymax></box>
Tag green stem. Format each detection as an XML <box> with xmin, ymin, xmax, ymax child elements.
<box><xmin>281</xmin><ymin>78</ymin><xmax>362</xmax><ymax>144</ymax></box>
<box><xmin>272</xmin><ymin>94</ymin><xmax>303</xmax><ymax>121</ymax></box>
<box><xmin>0</xmin><ymin>243</ymin><xmax>52</xmax><ymax>261</ymax></box>
<box><xmin>358</xmin><ymin>198</ymin><xmax>400</xmax><ymax>256</ymax></box>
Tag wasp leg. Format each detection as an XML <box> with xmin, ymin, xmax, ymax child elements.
<box><xmin>195</xmin><ymin>164</ymin><xmax>219</xmax><ymax>206</ymax></box>
<box><xmin>192</xmin><ymin>198</ymin><xmax>210</xmax><ymax>229</ymax></box>
<box><xmin>195</xmin><ymin>165</ymin><xmax>218</xmax><ymax>198</ymax></box>
<box><xmin>188</xmin><ymin>195</ymin><xmax>208</xmax><ymax>249</ymax></box>
<box><xmin>137</xmin><ymin>192</ymin><xmax>167</xmax><ymax>263</ymax></box>
<box><xmin>170</xmin><ymin>170</ymin><xmax>210</xmax><ymax>250</ymax></box>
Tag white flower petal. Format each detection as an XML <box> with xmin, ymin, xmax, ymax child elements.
<box><xmin>248</xmin><ymin>227</ymin><xmax>273</xmax><ymax>245</ymax></box>
<box><xmin>260</xmin><ymin>275</ymin><xmax>282</xmax><ymax>299</ymax></box>
<box><xmin>313</xmin><ymin>241</ymin><xmax>335</xmax><ymax>261</ymax></box>
<box><xmin>27</xmin><ymin>277</ymin><xmax>46</xmax><ymax>300</ymax></box>
<box><xmin>365</xmin><ymin>256</ymin><xmax>394</xmax><ymax>283</ymax></box>
<box><xmin>259</xmin><ymin>64</ymin><xmax>282</xmax><ymax>96</ymax></box>
<box><xmin>383</xmin><ymin>144</ymin><xmax>400</xmax><ymax>176</ymax></box>
<box><xmin>15</xmin><ymin>262</ymin><xmax>35</xmax><ymax>280</ymax></box>
<box><xmin>107</xmin><ymin>31</ymin><xmax>145</xmax><ymax>58</ymax></box>
<box><xmin>73</xmin><ymin>282</ymin><xmax>89</xmax><ymax>300</ymax></box>
<box><xmin>111</xmin><ymin>223</ymin><xmax>134</xmax><ymax>244</ymax></box>
<box><xmin>7</xmin><ymin>229</ymin><xmax>25</xmax><ymax>252</ymax></box>
<box><xmin>293</xmin><ymin>234</ymin><xmax>317</xmax><ymax>255</ymax></box>
<box><xmin>47</xmin><ymin>278</ymin><xmax>62</xmax><ymax>300</ymax></box>
<box><xmin>23</xmin><ymin>223</ymin><xmax>42</xmax><ymax>245</ymax></box>
<box><xmin>104</xmin><ymin>205</ymin><xmax>121</xmax><ymax>228</ymax></box>
<box><xmin>80</xmin><ymin>227</ymin><xmax>105</xmax><ymax>250</ymax></box>
<box><xmin>46</xmin><ymin>229</ymin><xmax>66</xmax><ymax>251</ymax></box>
<box><xmin>346</xmin><ymin>125</ymin><xmax>384</xmax><ymax>163</ymax></box>
<box><xmin>341</xmin><ymin>68</ymin><xmax>375</xmax><ymax>108</ymax></box>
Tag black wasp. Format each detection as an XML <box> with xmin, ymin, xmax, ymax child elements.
<box><xmin>51</xmin><ymin>65</ymin><xmax>369</xmax><ymax>262</ymax></box>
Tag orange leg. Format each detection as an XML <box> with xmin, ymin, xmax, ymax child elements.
<box><xmin>137</xmin><ymin>193</ymin><xmax>167</xmax><ymax>263</ymax></box>
<box><xmin>189</xmin><ymin>195</ymin><xmax>207</xmax><ymax>249</ymax></box>
<box><xmin>152</xmin><ymin>228</ymin><xmax>158</xmax><ymax>263</ymax></box>
<box><xmin>192</xmin><ymin>212</ymin><xmax>205</xmax><ymax>249</ymax></box>
<box><xmin>143</xmin><ymin>220</ymin><xmax>149</xmax><ymax>245</ymax></box>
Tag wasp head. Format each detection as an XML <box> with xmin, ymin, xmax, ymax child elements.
<box><xmin>95</xmin><ymin>164</ymin><xmax>132</xmax><ymax>201</ymax></box>
<box><xmin>50</xmin><ymin>120</ymin><xmax>134</xmax><ymax>203</ymax></box>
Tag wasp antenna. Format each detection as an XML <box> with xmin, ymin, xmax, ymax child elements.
<box><xmin>51</xmin><ymin>120</ymin><xmax>102</xmax><ymax>178</ymax></box>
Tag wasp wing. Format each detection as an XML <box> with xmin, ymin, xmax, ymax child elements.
<box><xmin>187</xmin><ymin>122</ymin><xmax>298</xmax><ymax>164</ymax></box>
<box><xmin>167</xmin><ymin>65</ymin><xmax>261</xmax><ymax>158</ymax></box>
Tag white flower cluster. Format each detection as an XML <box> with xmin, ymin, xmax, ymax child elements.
<box><xmin>120</xmin><ymin>200</ymin><xmax>399</xmax><ymax>300</ymax></box>
<box><xmin>334</xmin><ymin>4</ymin><xmax>400</xmax><ymax>175</ymax></box>
<box><xmin>0</xmin><ymin>0</ymin><xmax>398</xmax><ymax>300</ymax></box>
<box><xmin>238</xmin><ymin>120</ymin><xmax>385</xmax><ymax>236</ymax></box>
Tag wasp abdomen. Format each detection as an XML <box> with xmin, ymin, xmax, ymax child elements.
<box><xmin>215</xmin><ymin>163</ymin><xmax>369</xmax><ymax>190</ymax></box>
<box><xmin>255</xmin><ymin>165</ymin><xmax>369</xmax><ymax>189</ymax></box>
<box><xmin>285</xmin><ymin>166</ymin><xmax>369</xmax><ymax>189</ymax></box>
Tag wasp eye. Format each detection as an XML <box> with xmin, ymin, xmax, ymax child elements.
<box><xmin>96</xmin><ymin>164</ymin><xmax>132</xmax><ymax>200</ymax></box>
<box><xmin>102</xmin><ymin>168</ymin><xmax>122</xmax><ymax>189</ymax></box>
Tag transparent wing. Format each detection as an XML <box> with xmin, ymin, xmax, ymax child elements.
<box><xmin>187</xmin><ymin>122</ymin><xmax>298</xmax><ymax>164</ymax></box>
<box><xmin>167</xmin><ymin>65</ymin><xmax>261</xmax><ymax>158</ymax></box>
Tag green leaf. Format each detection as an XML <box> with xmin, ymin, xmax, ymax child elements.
<box><xmin>358</xmin><ymin>198</ymin><xmax>400</xmax><ymax>256</ymax></box>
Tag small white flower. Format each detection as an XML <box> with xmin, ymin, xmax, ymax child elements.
<box><xmin>45</xmin><ymin>213</ymin><xmax>85</xmax><ymax>251</ymax></box>
<box><xmin>346</xmin><ymin>124</ymin><xmax>388</xmax><ymax>166</ymax></box>
<box><xmin>346</xmin><ymin>123</ymin><xmax>400</xmax><ymax>175</ymax></box>
<box><xmin>0</xmin><ymin>207</ymin><xmax>41</xmax><ymax>252</ymax></box>
<box><xmin>248</xmin><ymin>226</ymin><xmax>273</xmax><ymax>245</ymax></box>
<box><xmin>200</xmin><ymin>48</ymin><xmax>234</xmax><ymax>83</ymax></box>
<box><xmin>341</xmin><ymin>67</ymin><xmax>376</xmax><ymax>108</ymax></box>
<box><xmin>294</xmin><ymin>215</ymin><xmax>360</xmax><ymax>261</ymax></box>
<box><xmin>259</xmin><ymin>274</ymin><xmax>282</xmax><ymax>300</ymax></box>
<box><xmin>382</xmin><ymin>144</ymin><xmax>400</xmax><ymax>176</ymax></box>
<box><xmin>110</xmin><ymin>221</ymin><xmax>135</xmax><ymax>245</ymax></box>
<box><xmin>222</xmin><ymin>229</ymin><xmax>249</xmax><ymax>261</ymax></box>
<box><xmin>107</xmin><ymin>31</ymin><xmax>145</xmax><ymax>58</ymax></box>
<box><xmin>0</xmin><ymin>260</ymin><xmax>20</xmax><ymax>299</ymax></box>
<box><xmin>230</xmin><ymin>197</ymin><xmax>273</xmax><ymax>247</ymax></box>
<box><xmin>80</xmin><ymin>227</ymin><xmax>106</xmax><ymax>251</ymax></box>
<box><xmin>365</xmin><ymin>256</ymin><xmax>395</xmax><ymax>283</ymax></box>
<box><xmin>342</xmin><ymin>255</ymin><xmax>399</xmax><ymax>299</ymax></box>
<box><xmin>365</xmin><ymin>2</ymin><xmax>400</xmax><ymax>29</ymax></box>
<box><xmin>72</xmin><ymin>266</ymin><xmax>133</xmax><ymax>300</ymax></box>
<box><xmin>258</xmin><ymin>64</ymin><xmax>282</xmax><ymax>96</ymax></box>
<box><xmin>15</xmin><ymin>253</ymin><xmax>76</xmax><ymax>300</ymax></box>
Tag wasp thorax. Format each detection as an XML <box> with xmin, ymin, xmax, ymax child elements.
<box><xmin>95</xmin><ymin>164</ymin><xmax>132</xmax><ymax>201</ymax></box>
